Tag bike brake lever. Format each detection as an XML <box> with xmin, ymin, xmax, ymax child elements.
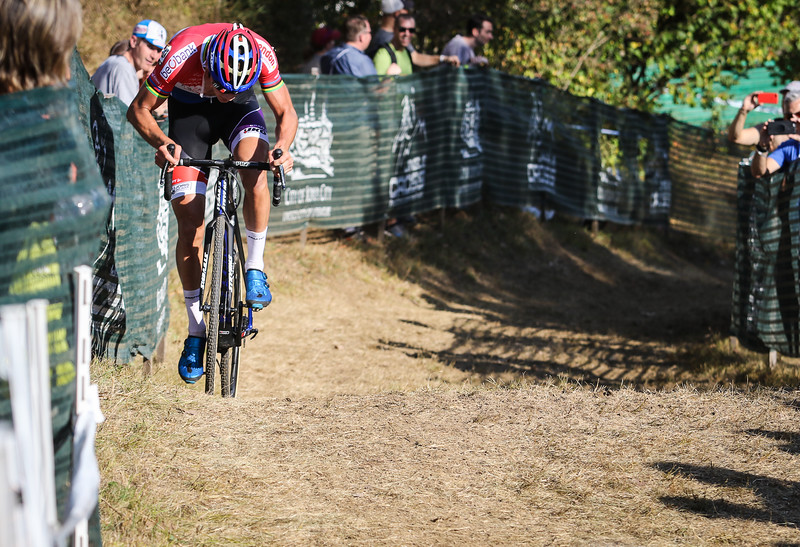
<box><xmin>272</xmin><ymin>148</ymin><xmax>285</xmax><ymax>207</ymax></box>
<box><xmin>161</xmin><ymin>143</ymin><xmax>175</xmax><ymax>202</ymax></box>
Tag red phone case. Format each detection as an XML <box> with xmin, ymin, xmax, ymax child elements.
<box><xmin>758</xmin><ymin>92</ymin><xmax>779</xmax><ymax>104</ymax></box>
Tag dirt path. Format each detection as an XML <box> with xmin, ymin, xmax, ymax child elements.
<box><xmin>97</xmin><ymin>215</ymin><xmax>800</xmax><ymax>545</ymax></box>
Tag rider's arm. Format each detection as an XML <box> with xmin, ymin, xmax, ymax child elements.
<box><xmin>126</xmin><ymin>86</ymin><xmax>179</xmax><ymax>166</ymax></box>
<box><xmin>262</xmin><ymin>84</ymin><xmax>298</xmax><ymax>168</ymax></box>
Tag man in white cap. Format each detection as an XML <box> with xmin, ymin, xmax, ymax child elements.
<box><xmin>781</xmin><ymin>81</ymin><xmax>800</xmax><ymax>94</ymax></box>
<box><xmin>365</xmin><ymin>0</ymin><xmax>407</xmax><ymax>58</ymax></box>
<box><xmin>728</xmin><ymin>81</ymin><xmax>800</xmax><ymax>148</ymax></box>
<box><xmin>92</xmin><ymin>19</ymin><xmax>167</xmax><ymax>106</ymax></box>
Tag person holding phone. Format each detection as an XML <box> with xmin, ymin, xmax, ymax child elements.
<box><xmin>750</xmin><ymin>90</ymin><xmax>800</xmax><ymax>177</ymax></box>
<box><xmin>728</xmin><ymin>83</ymin><xmax>800</xmax><ymax>149</ymax></box>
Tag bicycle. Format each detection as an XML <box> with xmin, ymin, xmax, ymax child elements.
<box><xmin>160</xmin><ymin>145</ymin><xmax>286</xmax><ymax>397</ymax></box>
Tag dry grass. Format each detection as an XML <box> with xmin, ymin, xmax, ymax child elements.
<box><xmin>96</xmin><ymin>208</ymin><xmax>800</xmax><ymax>545</ymax></box>
<box><xmin>77</xmin><ymin>0</ymin><xmax>226</xmax><ymax>74</ymax></box>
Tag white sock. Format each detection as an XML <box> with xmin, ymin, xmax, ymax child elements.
<box><xmin>245</xmin><ymin>227</ymin><xmax>267</xmax><ymax>272</ymax></box>
<box><xmin>184</xmin><ymin>288</ymin><xmax>205</xmax><ymax>337</ymax></box>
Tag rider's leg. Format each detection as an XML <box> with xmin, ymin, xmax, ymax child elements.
<box><xmin>171</xmin><ymin>173</ymin><xmax>208</xmax><ymax>382</ymax></box>
<box><xmin>233</xmin><ymin>135</ymin><xmax>272</xmax><ymax>308</ymax></box>
<box><xmin>234</xmin><ymin>135</ymin><xmax>271</xmax><ymax>234</ymax></box>
<box><xmin>172</xmin><ymin>191</ymin><xmax>206</xmax><ymax>297</ymax></box>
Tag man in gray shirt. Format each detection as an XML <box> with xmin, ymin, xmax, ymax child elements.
<box><xmin>442</xmin><ymin>13</ymin><xmax>493</xmax><ymax>67</ymax></box>
<box><xmin>91</xmin><ymin>19</ymin><xmax>166</xmax><ymax>105</ymax></box>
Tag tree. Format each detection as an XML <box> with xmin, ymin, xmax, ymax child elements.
<box><xmin>233</xmin><ymin>0</ymin><xmax>800</xmax><ymax>121</ymax></box>
<box><xmin>486</xmin><ymin>0</ymin><xmax>798</xmax><ymax>115</ymax></box>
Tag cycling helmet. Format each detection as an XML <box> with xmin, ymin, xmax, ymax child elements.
<box><xmin>205</xmin><ymin>23</ymin><xmax>262</xmax><ymax>93</ymax></box>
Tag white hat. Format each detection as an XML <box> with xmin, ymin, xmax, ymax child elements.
<box><xmin>132</xmin><ymin>19</ymin><xmax>167</xmax><ymax>49</ymax></box>
<box><xmin>780</xmin><ymin>81</ymin><xmax>800</xmax><ymax>94</ymax></box>
<box><xmin>381</xmin><ymin>0</ymin><xmax>404</xmax><ymax>13</ymax></box>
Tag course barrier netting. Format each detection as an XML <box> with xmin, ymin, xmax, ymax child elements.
<box><xmin>730</xmin><ymin>159</ymin><xmax>800</xmax><ymax>356</ymax></box>
<box><xmin>0</xmin><ymin>76</ymin><xmax>110</xmax><ymax>542</ymax></box>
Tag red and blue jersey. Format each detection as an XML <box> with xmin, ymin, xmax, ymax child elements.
<box><xmin>145</xmin><ymin>23</ymin><xmax>284</xmax><ymax>104</ymax></box>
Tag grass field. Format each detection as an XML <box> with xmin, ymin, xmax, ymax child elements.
<box><xmin>95</xmin><ymin>208</ymin><xmax>800</xmax><ymax>545</ymax></box>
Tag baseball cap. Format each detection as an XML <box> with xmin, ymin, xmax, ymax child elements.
<box><xmin>132</xmin><ymin>19</ymin><xmax>167</xmax><ymax>49</ymax></box>
<box><xmin>402</xmin><ymin>0</ymin><xmax>414</xmax><ymax>10</ymax></box>
<box><xmin>311</xmin><ymin>26</ymin><xmax>341</xmax><ymax>49</ymax></box>
<box><xmin>780</xmin><ymin>81</ymin><xmax>800</xmax><ymax>94</ymax></box>
<box><xmin>381</xmin><ymin>0</ymin><xmax>404</xmax><ymax>14</ymax></box>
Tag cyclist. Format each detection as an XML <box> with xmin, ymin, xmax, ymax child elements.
<box><xmin>127</xmin><ymin>23</ymin><xmax>298</xmax><ymax>384</ymax></box>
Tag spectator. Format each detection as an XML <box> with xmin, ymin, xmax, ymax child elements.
<box><xmin>366</xmin><ymin>0</ymin><xmax>407</xmax><ymax>58</ymax></box>
<box><xmin>109</xmin><ymin>39</ymin><xmax>129</xmax><ymax>56</ymax></box>
<box><xmin>299</xmin><ymin>26</ymin><xmax>341</xmax><ymax>75</ymax></box>
<box><xmin>750</xmin><ymin>90</ymin><xmax>800</xmax><ymax>178</ymax></box>
<box><xmin>0</xmin><ymin>0</ymin><xmax>82</xmax><ymax>93</ymax></box>
<box><xmin>91</xmin><ymin>19</ymin><xmax>166</xmax><ymax>106</ymax></box>
<box><xmin>373</xmin><ymin>14</ymin><xmax>459</xmax><ymax>76</ymax></box>
<box><xmin>728</xmin><ymin>82</ymin><xmax>800</xmax><ymax>148</ymax></box>
<box><xmin>442</xmin><ymin>13</ymin><xmax>494</xmax><ymax>67</ymax></box>
<box><xmin>320</xmin><ymin>15</ymin><xmax>377</xmax><ymax>77</ymax></box>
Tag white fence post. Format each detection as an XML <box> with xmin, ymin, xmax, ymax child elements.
<box><xmin>71</xmin><ymin>265</ymin><xmax>93</xmax><ymax>547</ymax></box>
<box><xmin>0</xmin><ymin>300</ymin><xmax>56</xmax><ymax>547</ymax></box>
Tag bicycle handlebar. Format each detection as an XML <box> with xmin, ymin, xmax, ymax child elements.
<box><xmin>158</xmin><ymin>144</ymin><xmax>285</xmax><ymax>203</ymax></box>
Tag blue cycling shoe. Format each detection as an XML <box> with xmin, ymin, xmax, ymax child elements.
<box><xmin>245</xmin><ymin>269</ymin><xmax>272</xmax><ymax>309</ymax></box>
<box><xmin>178</xmin><ymin>336</ymin><xmax>205</xmax><ymax>384</ymax></box>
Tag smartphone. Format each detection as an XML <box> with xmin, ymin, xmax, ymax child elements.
<box><xmin>757</xmin><ymin>92</ymin><xmax>779</xmax><ymax>104</ymax></box>
<box><xmin>767</xmin><ymin>120</ymin><xmax>796</xmax><ymax>135</ymax></box>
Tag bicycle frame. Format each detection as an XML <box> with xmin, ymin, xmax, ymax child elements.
<box><xmin>198</xmin><ymin>167</ymin><xmax>256</xmax><ymax>396</ymax></box>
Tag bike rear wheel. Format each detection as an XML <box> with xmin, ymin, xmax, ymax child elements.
<box><xmin>225</xmin><ymin>219</ymin><xmax>247</xmax><ymax>397</ymax></box>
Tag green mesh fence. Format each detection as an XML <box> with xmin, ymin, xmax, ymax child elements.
<box><xmin>667</xmin><ymin>121</ymin><xmax>742</xmax><ymax>242</ymax></box>
<box><xmin>71</xmin><ymin>52</ymin><xmax>174</xmax><ymax>364</ymax></box>
<box><xmin>0</xmin><ymin>79</ymin><xmax>110</xmax><ymax>540</ymax></box>
<box><xmin>276</xmin><ymin>68</ymin><xmax>674</xmax><ymax>231</ymax></box>
<box><xmin>730</xmin><ymin>160</ymin><xmax>800</xmax><ymax>356</ymax></box>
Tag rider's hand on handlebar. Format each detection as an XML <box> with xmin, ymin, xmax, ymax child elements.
<box><xmin>156</xmin><ymin>141</ymin><xmax>181</xmax><ymax>170</ymax></box>
<box><xmin>270</xmin><ymin>147</ymin><xmax>293</xmax><ymax>176</ymax></box>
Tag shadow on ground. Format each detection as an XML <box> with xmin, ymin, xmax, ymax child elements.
<box><xmin>653</xmin><ymin>461</ymin><xmax>800</xmax><ymax>528</ymax></box>
<box><xmin>378</xmin><ymin>206</ymin><xmax>739</xmax><ymax>388</ymax></box>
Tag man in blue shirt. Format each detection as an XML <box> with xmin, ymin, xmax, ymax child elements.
<box><xmin>751</xmin><ymin>91</ymin><xmax>800</xmax><ymax>178</ymax></box>
<box><xmin>321</xmin><ymin>15</ymin><xmax>377</xmax><ymax>77</ymax></box>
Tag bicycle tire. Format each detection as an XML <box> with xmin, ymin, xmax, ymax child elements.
<box><xmin>217</xmin><ymin>222</ymin><xmax>232</xmax><ymax>398</ymax></box>
<box><xmin>204</xmin><ymin>216</ymin><xmax>225</xmax><ymax>395</ymax></box>
<box><xmin>218</xmin><ymin>205</ymin><xmax>243</xmax><ymax>398</ymax></box>
<box><xmin>229</xmin><ymin>345</ymin><xmax>241</xmax><ymax>397</ymax></box>
<box><xmin>227</xmin><ymin>244</ymin><xmax>244</xmax><ymax>397</ymax></box>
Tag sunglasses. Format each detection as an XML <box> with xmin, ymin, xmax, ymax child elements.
<box><xmin>398</xmin><ymin>27</ymin><xmax>416</xmax><ymax>34</ymax></box>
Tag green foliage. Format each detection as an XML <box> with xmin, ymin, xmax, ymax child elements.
<box><xmin>230</xmin><ymin>0</ymin><xmax>378</xmax><ymax>72</ymax></box>
<box><xmin>488</xmin><ymin>0</ymin><xmax>800</xmax><ymax>112</ymax></box>
<box><xmin>231</xmin><ymin>0</ymin><xmax>800</xmax><ymax>113</ymax></box>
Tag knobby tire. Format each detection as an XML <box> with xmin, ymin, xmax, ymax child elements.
<box><xmin>205</xmin><ymin>216</ymin><xmax>225</xmax><ymax>395</ymax></box>
<box><xmin>228</xmin><ymin>222</ymin><xmax>246</xmax><ymax>397</ymax></box>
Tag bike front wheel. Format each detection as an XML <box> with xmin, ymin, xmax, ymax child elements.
<box><xmin>204</xmin><ymin>216</ymin><xmax>226</xmax><ymax>395</ymax></box>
